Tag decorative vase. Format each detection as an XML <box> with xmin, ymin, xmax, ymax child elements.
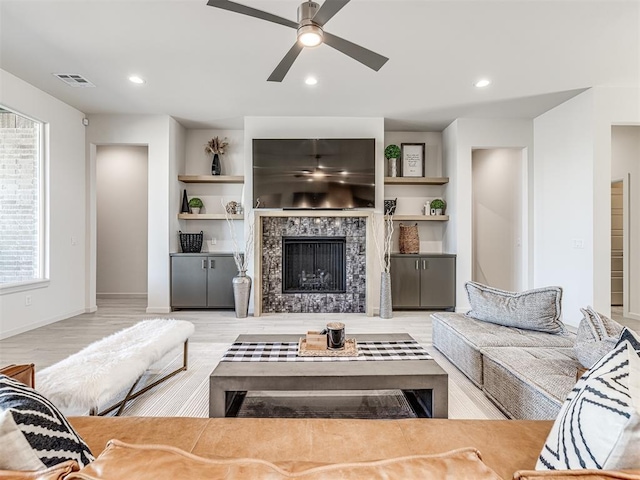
<box><xmin>232</xmin><ymin>270</ymin><xmax>252</xmax><ymax>318</ymax></box>
<box><xmin>388</xmin><ymin>158</ymin><xmax>398</xmax><ymax>177</ymax></box>
<box><xmin>211</xmin><ymin>153</ymin><xmax>221</xmax><ymax>175</ymax></box>
<box><xmin>380</xmin><ymin>271</ymin><xmax>392</xmax><ymax>319</ymax></box>
<box><xmin>181</xmin><ymin>189</ymin><xmax>189</xmax><ymax>213</ymax></box>
<box><xmin>191</xmin><ymin>207</ymin><xmax>200</xmax><ymax>214</ymax></box>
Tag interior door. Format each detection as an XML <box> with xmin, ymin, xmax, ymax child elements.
<box><xmin>611</xmin><ymin>181</ymin><xmax>624</xmax><ymax>306</ymax></box>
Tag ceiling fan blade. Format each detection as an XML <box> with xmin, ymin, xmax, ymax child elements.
<box><xmin>206</xmin><ymin>0</ymin><xmax>298</xmax><ymax>29</ymax></box>
<box><xmin>323</xmin><ymin>31</ymin><xmax>388</xmax><ymax>71</ymax></box>
<box><xmin>312</xmin><ymin>0</ymin><xmax>350</xmax><ymax>27</ymax></box>
<box><xmin>267</xmin><ymin>43</ymin><xmax>304</xmax><ymax>82</ymax></box>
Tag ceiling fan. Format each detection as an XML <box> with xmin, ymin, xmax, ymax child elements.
<box><xmin>206</xmin><ymin>0</ymin><xmax>389</xmax><ymax>82</ymax></box>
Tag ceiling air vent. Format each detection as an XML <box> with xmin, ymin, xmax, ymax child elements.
<box><xmin>53</xmin><ymin>73</ymin><xmax>95</xmax><ymax>88</ymax></box>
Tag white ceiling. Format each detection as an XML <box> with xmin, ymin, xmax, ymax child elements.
<box><xmin>1</xmin><ymin>0</ymin><xmax>638</xmax><ymax>130</ymax></box>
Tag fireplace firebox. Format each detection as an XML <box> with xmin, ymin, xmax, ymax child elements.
<box><xmin>282</xmin><ymin>237</ymin><xmax>346</xmax><ymax>293</ymax></box>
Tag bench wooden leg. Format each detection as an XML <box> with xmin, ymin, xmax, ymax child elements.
<box><xmin>91</xmin><ymin>340</ymin><xmax>189</xmax><ymax>416</ymax></box>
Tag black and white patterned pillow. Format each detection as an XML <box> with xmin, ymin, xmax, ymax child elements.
<box><xmin>536</xmin><ymin>334</ymin><xmax>640</xmax><ymax>470</ymax></box>
<box><xmin>0</xmin><ymin>374</ymin><xmax>94</xmax><ymax>470</ymax></box>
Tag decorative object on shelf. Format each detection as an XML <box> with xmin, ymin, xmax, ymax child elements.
<box><xmin>423</xmin><ymin>201</ymin><xmax>431</xmax><ymax>216</ymax></box>
<box><xmin>188</xmin><ymin>197</ymin><xmax>203</xmax><ymax>214</ymax></box>
<box><xmin>222</xmin><ymin>198</ymin><xmax>254</xmax><ymax>318</ymax></box>
<box><xmin>178</xmin><ymin>231</ymin><xmax>203</xmax><ymax>253</ymax></box>
<box><xmin>384</xmin><ymin>144</ymin><xmax>401</xmax><ymax>177</ymax></box>
<box><xmin>180</xmin><ymin>189</ymin><xmax>189</xmax><ymax>213</ymax></box>
<box><xmin>430</xmin><ymin>198</ymin><xmax>446</xmax><ymax>215</ymax></box>
<box><xmin>372</xmin><ymin>213</ymin><xmax>395</xmax><ymax>319</ymax></box>
<box><xmin>205</xmin><ymin>136</ymin><xmax>229</xmax><ymax>176</ymax></box>
<box><xmin>401</xmin><ymin>143</ymin><xmax>425</xmax><ymax>177</ymax></box>
<box><xmin>399</xmin><ymin>223</ymin><xmax>420</xmax><ymax>254</ymax></box>
<box><xmin>225</xmin><ymin>201</ymin><xmax>238</xmax><ymax>214</ymax></box>
<box><xmin>384</xmin><ymin>198</ymin><xmax>397</xmax><ymax>215</ymax></box>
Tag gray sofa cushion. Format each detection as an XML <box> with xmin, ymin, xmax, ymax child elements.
<box><xmin>431</xmin><ymin>313</ymin><xmax>575</xmax><ymax>387</ymax></box>
<box><xmin>465</xmin><ymin>282</ymin><xmax>565</xmax><ymax>334</ymax></box>
<box><xmin>574</xmin><ymin>306</ymin><xmax>623</xmax><ymax>368</ymax></box>
<box><xmin>481</xmin><ymin>346</ymin><xmax>581</xmax><ymax>420</ymax></box>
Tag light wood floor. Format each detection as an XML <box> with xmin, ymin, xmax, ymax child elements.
<box><xmin>1</xmin><ymin>300</ymin><xmax>637</xmax><ymax>420</ymax></box>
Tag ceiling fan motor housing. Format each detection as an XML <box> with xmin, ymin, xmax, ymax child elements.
<box><xmin>298</xmin><ymin>1</ymin><xmax>320</xmax><ymax>24</ymax></box>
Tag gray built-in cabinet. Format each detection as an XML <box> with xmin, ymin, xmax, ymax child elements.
<box><xmin>390</xmin><ymin>254</ymin><xmax>456</xmax><ymax>311</ymax></box>
<box><xmin>170</xmin><ymin>253</ymin><xmax>237</xmax><ymax>309</ymax></box>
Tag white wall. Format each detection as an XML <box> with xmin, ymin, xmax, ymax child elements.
<box><xmin>611</xmin><ymin>126</ymin><xmax>640</xmax><ymax>317</ymax></box>
<box><xmin>96</xmin><ymin>145</ymin><xmax>148</xmax><ymax>297</ymax></box>
<box><xmin>0</xmin><ymin>69</ymin><xmax>87</xmax><ymax>339</ymax></box>
<box><xmin>384</xmin><ymin>131</ymin><xmax>446</xmax><ymax>253</ymax></box>
<box><xmin>244</xmin><ymin>117</ymin><xmax>385</xmax><ymax>313</ymax></box>
<box><xmin>472</xmin><ymin>148</ymin><xmax>524</xmax><ymax>291</ymax></box>
<box><xmin>87</xmin><ymin>115</ymin><xmax>173</xmax><ymax>314</ymax></box>
<box><xmin>169</xmin><ymin>118</ymin><xmax>186</xmax><ymax>255</ymax></box>
<box><xmin>533</xmin><ymin>87</ymin><xmax>640</xmax><ymax>326</ymax></box>
<box><xmin>443</xmin><ymin>118</ymin><xmax>533</xmax><ymax>312</ymax></box>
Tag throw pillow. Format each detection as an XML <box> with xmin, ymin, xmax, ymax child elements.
<box><xmin>536</xmin><ymin>336</ymin><xmax>640</xmax><ymax>470</ymax></box>
<box><xmin>465</xmin><ymin>282</ymin><xmax>566</xmax><ymax>334</ymax></box>
<box><xmin>574</xmin><ymin>306</ymin><xmax>624</xmax><ymax>368</ymax></box>
<box><xmin>0</xmin><ymin>375</ymin><xmax>94</xmax><ymax>470</ymax></box>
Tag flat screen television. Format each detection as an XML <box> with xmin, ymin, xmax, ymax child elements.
<box><xmin>252</xmin><ymin>138</ymin><xmax>376</xmax><ymax>209</ymax></box>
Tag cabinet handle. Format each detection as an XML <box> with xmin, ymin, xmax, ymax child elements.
<box><xmin>415</xmin><ymin>260</ymin><xmax>419</xmax><ymax>270</ymax></box>
<box><xmin>201</xmin><ymin>259</ymin><xmax>206</xmax><ymax>270</ymax></box>
<box><xmin>423</xmin><ymin>260</ymin><xmax>428</xmax><ymax>270</ymax></box>
<box><xmin>209</xmin><ymin>259</ymin><xmax>215</xmax><ymax>269</ymax></box>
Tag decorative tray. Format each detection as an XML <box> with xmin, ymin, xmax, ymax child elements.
<box><xmin>297</xmin><ymin>338</ymin><xmax>359</xmax><ymax>357</ymax></box>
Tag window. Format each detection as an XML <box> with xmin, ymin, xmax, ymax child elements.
<box><xmin>0</xmin><ymin>106</ymin><xmax>46</xmax><ymax>288</ymax></box>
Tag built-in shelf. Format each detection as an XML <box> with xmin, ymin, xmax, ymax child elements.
<box><xmin>385</xmin><ymin>215</ymin><xmax>449</xmax><ymax>221</ymax></box>
<box><xmin>178</xmin><ymin>175</ymin><xmax>244</xmax><ymax>184</ymax></box>
<box><xmin>178</xmin><ymin>213</ymin><xmax>243</xmax><ymax>220</ymax></box>
<box><xmin>384</xmin><ymin>177</ymin><xmax>449</xmax><ymax>185</ymax></box>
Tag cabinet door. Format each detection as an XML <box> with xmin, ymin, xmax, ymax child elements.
<box><xmin>207</xmin><ymin>256</ymin><xmax>237</xmax><ymax>308</ymax></box>
<box><xmin>390</xmin><ymin>256</ymin><xmax>421</xmax><ymax>308</ymax></box>
<box><xmin>420</xmin><ymin>257</ymin><xmax>456</xmax><ymax>309</ymax></box>
<box><xmin>171</xmin><ymin>256</ymin><xmax>207</xmax><ymax>308</ymax></box>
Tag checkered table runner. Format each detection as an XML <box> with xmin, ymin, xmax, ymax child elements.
<box><xmin>221</xmin><ymin>340</ymin><xmax>432</xmax><ymax>362</ymax></box>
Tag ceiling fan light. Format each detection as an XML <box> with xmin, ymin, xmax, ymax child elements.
<box><xmin>298</xmin><ymin>24</ymin><xmax>323</xmax><ymax>47</ymax></box>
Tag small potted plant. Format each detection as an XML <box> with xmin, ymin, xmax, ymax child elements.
<box><xmin>384</xmin><ymin>144</ymin><xmax>401</xmax><ymax>177</ymax></box>
<box><xmin>205</xmin><ymin>137</ymin><xmax>229</xmax><ymax>175</ymax></box>
<box><xmin>430</xmin><ymin>198</ymin><xmax>446</xmax><ymax>216</ymax></box>
<box><xmin>188</xmin><ymin>197</ymin><xmax>204</xmax><ymax>214</ymax></box>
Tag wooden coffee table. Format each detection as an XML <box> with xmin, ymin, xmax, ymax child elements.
<box><xmin>209</xmin><ymin>333</ymin><xmax>448</xmax><ymax>418</ymax></box>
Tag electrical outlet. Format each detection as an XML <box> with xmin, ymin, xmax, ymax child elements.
<box><xmin>572</xmin><ymin>239</ymin><xmax>585</xmax><ymax>249</ymax></box>
<box><xmin>25</xmin><ymin>295</ymin><xmax>32</xmax><ymax>306</ymax></box>
<box><xmin>71</xmin><ymin>236</ymin><xmax>77</xmax><ymax>246</ymax></box>
<box><xmin>210</xmin><ymin>238</ymin><xmax>217</xmax><ymax>245</ymax></box>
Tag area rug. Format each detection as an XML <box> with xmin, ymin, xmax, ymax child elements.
<box><xmin>112</xmin><ymin>343</ymin><xmax>415</xmax><ymax>418</ymax></box>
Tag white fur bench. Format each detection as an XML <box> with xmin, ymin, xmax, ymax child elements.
<box><xmin>36</xmin><ymin>319</ymin><xmax>195</xmax><ymax>416</ymax></box>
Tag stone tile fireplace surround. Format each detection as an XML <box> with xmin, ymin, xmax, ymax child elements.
<box><xmin>254</xmin><ymin>211</ymin><xmax>375</xmax><ymax>316</ymax></box>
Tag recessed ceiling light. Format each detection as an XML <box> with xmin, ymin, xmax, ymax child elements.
<box><xmin>474</xmin><ymin>79</ymin><xmax>491</xmax><ymax>88</ymax></box>
<box><xmin>129</xmin><ymin>75</ymin><xmax>145</xmax><ymax>84</ymax></box>
<box><xmin>305</xmin><ymin>76</ymin><xmax>318</xmax><ymax>86</ymax></box>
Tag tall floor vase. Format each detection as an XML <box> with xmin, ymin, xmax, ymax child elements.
<box><xmin>380</xmin><ymin>271</ymin><xmax>393</xmax><ymax>319</ymax></box>
<box><xmin>232</xmin><ymin>270</ymin><xmax>252</xmax><ymax>318</ymax></box>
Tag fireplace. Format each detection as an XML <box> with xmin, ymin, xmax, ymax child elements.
<box><xmin>282</xmin><ymin>237</ymin><xmax>346</xmax><ymax>293</ymax></box>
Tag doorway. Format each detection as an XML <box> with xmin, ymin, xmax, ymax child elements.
<box><xmin>611</xmin><ymin>181</ymin><xmax>623</xmax><ymax>306</ymax></box>
<box><xmin>96</xmin><ymin>145</ymin><xmax>148</xmax><ymax>299</ymax></box>
<box><xmin>471</xmin><ymin>148</ymin><xmax>526</xmax><ymax>291</ymax></box>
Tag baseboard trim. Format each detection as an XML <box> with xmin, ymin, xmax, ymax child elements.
<box><xmin>146</xmin><ymin>307</ymin><xmax>172</xmax><ymax>314</ymax></box>
<box><xmin>97</xmin><ymin>293</ymin><xmax>147</xmax><ymax>300</ymax></box>
<box><xmin>0</xmin><ymin>308</ymin><xmax>86</xmax><ymax>340</ymax></box>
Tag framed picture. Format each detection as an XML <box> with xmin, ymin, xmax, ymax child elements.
<box><xmin>401</xmin><ymin>143</ymin><xmax>425</xmax><ymax>177</ymax></box>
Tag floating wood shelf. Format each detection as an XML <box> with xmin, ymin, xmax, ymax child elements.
<box><xmin>178</xmin><ymin>213</ymin><xmax>244</xmax><ymax>220</ymax></box>
<box><xmin>384</xmin><ymin>177</ymin><xmax>449</xmax><ymax>185</ymax></box>
<box><xmin>178</xmin><ymin>175</ymin><xmax>244</xmax><ymax>184</ymax></box>
<box><xmin>385</xmin><ymin>215</ymin><xmax>449</xmax><ymax>221</ymax></box>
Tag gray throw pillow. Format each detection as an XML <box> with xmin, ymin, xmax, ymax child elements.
<box><xmin>574</xmin><ymin>306</ymin><xmax>624</xmax><ymax>368</ymax></box>
<box><xmin>465</xmin><ymin>281</ymin><xmax>565</xmax><ymax>334</ymax></box>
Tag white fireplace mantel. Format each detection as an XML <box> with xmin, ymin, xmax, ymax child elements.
<box><xmin>252</xmin><ymin>209</ymin><xmax>378</xmax><ymax>316</ymax></box>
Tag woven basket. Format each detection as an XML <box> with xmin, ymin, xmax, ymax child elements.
<box><xmin>399</xmin><ymin>223</ymin><xmax>419</xmax><ymax>254</ymax></box>
<box><xmin>179</xmin><ymin>231</ymin><xmax>203</xmax><ymax>253</ymax></box>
